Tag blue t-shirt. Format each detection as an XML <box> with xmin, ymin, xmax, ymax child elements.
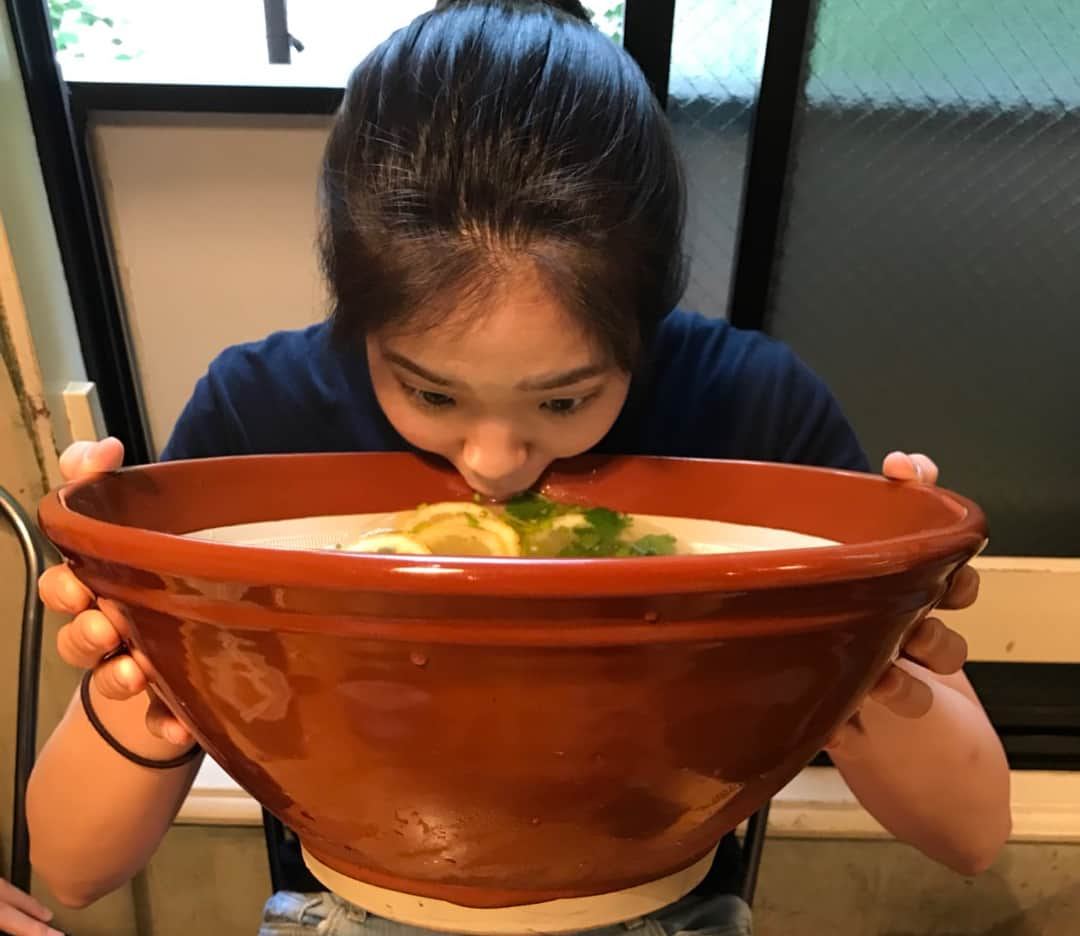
<box><xmin>160</xmin><ymin>308</ymin><xmax>868</xmax><ymax>897</ymax></box>
<box><xmin>162</xmin><ymin>309</ymin><xmax>868</xmax><ymax>471</ymax></box>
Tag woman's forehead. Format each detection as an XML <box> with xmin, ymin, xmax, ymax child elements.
<box><xmin>376</xmin><ymin>309</ymin><xmax>608</xmax><ymax>385</ymax></box>
<box><xmin>379</xmin><ymin>268</ymin><xmax>601</xmax><ymax>360</ymax></box>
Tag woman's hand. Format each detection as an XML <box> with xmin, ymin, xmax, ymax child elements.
<box><xmin>37</xmin><ymin>439</ymin><xmax>193</xmax><ymax>747</ymax></box>
<box><xmin>0</xmin><ymin>878</ymin><xmax>62</xmax><ymax>936</ymax></box>
<box><xmin>828</xmin><ymin>452</ymin><xmax>979</xmax><ymax>744</ymax></box>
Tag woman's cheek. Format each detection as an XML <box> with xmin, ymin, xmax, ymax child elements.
<box><xmin>542</xmin><ymin>413</ymin><xmax>620</xmax><ymax>459</ymax></box>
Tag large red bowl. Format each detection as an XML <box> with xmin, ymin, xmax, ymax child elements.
<box><xmin>38</xmin><ymin>453</ymin><xmax>986</xmax><ymax>909</ymax></box>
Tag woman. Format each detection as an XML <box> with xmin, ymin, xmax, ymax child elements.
<box><xmin>29</xmin><ymin>2</ymin><xmax>1010</xmax><ymax>934</ymax></box>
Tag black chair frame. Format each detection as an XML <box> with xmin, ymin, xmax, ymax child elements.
<box><xmin>3</xmin><ymin>485</ymin><xmax>48</xmax><ymax>894</ymax></box>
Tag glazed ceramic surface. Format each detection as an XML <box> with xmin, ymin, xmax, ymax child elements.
<box><xmin>38</xmin><ymin>454</ymin><xmax>986</xmax><ymax>908</ymax></box>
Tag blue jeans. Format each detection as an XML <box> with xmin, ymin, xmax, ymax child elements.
<box><xmin>259</xmin><ymin>890</ymin><xmax>753</xmax><ymax>936</ymax></box>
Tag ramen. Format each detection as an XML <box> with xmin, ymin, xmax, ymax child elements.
<box><xmin>188</xmin><ymin>493</ymin><xmax>837</xmax><ymax>556</ymax></box>
<box><xmin>341</xmin><ymin>493</ymin><xmax>681</xmax><ymax>558</ymax></box>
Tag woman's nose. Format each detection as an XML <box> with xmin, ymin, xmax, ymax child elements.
<box><xmin>461</xmin><ymin>423</ymin><xmax>529</xmax><ymax>481</ymax></box>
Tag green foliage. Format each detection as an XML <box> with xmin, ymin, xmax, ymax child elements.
<box><xmin>48</xmin><ymin>0</ymin><xmax>131</xmax><ymax>59</ymax></box>
<box><xmin>506</xmin><ymin>493</ymin><xmax>677</xmax><ymax>558</ymax></box>
<box><xmin>584</xmin><ymin>1</ymin><xmax>625</xmax><ymax>43</ymax></box>
<box><xmin>504</xmin><ymin>492</ymin><xmax>562</xmax><ymax>524</ymax></box>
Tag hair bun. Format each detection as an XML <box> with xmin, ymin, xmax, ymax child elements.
<box><xmin>434</xmin><ymin>1</ymin><xmax>593</xmax><ymax>24</ymax></box>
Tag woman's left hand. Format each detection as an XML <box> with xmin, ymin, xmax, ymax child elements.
<box><xmin>828</xmin><ymin>452</ymin><xmax>980</xmax><ymax>742</ymax></box>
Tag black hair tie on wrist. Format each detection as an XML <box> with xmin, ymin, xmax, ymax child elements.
<box><xmin>80</xmin><ymin>670</ymin><xmax>202</xmax><ymax>769</ymax></box>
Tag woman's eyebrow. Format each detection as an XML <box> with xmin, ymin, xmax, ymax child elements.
<box><xmin>383</xmin><ymin>352</ymin><xmax>457</xmax><ymax>387</ymax></box>
<box><xmin>517</xmin><ymin>364</ymin><xmax>607</xmax><ymax>391</ymax></box>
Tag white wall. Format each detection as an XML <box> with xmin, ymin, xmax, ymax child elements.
<box><xmin>91</xmin><ymin>113</ymin><xmax>332</xmax><ymax>454</ymax></box>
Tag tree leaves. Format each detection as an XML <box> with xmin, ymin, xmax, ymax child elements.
<box><xmin>49</xmin><ymin>0</ymin><xmax>128</xmax><ymax>57</ymax></box>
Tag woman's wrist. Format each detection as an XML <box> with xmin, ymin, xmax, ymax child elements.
<box><xmin>78</xmin><ymin>672</ymin><xmax>200</xmax><ymax>765</ymax></box>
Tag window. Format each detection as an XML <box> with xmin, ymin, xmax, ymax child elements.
<box><xmin>768</xmin><ymin>0</ymin><xmax>1080</xmax><ymax>556</ymax></box>
<box><xmin>53</xmin><ymin>0</ymin><xmax>626</xmax><ymax>85</ymax></box>
<box><xmin>667</xmin><ymin>0</ymin><xmax>771</xmax><ymax>316</ymax></box>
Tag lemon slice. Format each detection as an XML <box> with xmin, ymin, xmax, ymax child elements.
<box><xmin>340</xmin><ymin>532</ymin><xmax>433</xmax><ymax>555</ymax></box>
<box><xmin>402</xmin><ymin>501</ymin><xmax>495</xmax><ymax>528</ymax></box>
<box><xmin>410</xmin><ymin>512</ymin><xmax>522</xmax><ymax>557</ymax></box>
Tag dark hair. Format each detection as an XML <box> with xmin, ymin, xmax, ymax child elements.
<box><xmin>321</xmin><ymin>0</ymin><xmax>686</xmax><ymax>371</ymax></box>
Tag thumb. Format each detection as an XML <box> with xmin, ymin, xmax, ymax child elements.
<box><xmin>82</xmin><ymin>436</ymin><xmax>125</xmax><ymax>475</ymax></box>
<box><xmin>882</xmin><ymin>451</ymin><xmax>939</xmax><ymax>484</ymax></box>
<box><xmin>60</xmin><ymin>437</ymin><xmax>124</xmax><ymax>482</ymax></box>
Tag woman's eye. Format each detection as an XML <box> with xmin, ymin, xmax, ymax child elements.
<box><xmin>541</xmin><ymin>396</ymin><xmax>586</xmax><ymax>416</ymax></box>
<box><xmin>404</xmin><ymin>385</ymin><xmax>456</xmax><ymax>409</ymax></box>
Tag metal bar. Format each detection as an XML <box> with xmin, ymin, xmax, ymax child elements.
<box><xmin>727</xmin><ymin>0</ymin><xmax>818</xmax><ymax>330</ymax></box>
<box><xmin>263</xmin><ymin>0</ymin><xmax>292</xmax><ymax>65</ymax></box>
<box><xmin>740</xmin><ymin>800</ymin><xmax>771</xmax><ymax>906</ymax></box>
<box><xmin>5</xmin><ymin>0</ymin><xmax>152</xmax><ymax>464</ymax></box>
<box><xmin>64</xmin><ymin>82</ymin><xmax>1041</xmax><ymax>123</ymax></box>
<box><xmin>622</xmin><ymin>0</ymin><xmax>677</xmax><ymax>109</ymax></box>
<box><xmin>262</xmin><ymin>809</ymin><xmax>288</xmax><ymax>891</ymax></box>
<box><xmin>68</xmin><ymin>81</ymin><xmax>344</xmax><ymax>116</ymax></box>
<box><xmin>1</xmin><ymin>487</ymin><xmax>48</xmax><ymax>893</ymax></box>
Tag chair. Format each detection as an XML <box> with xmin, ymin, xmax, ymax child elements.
<box><xmin>740</xmin><ymin>802</ymin><xmax>770</xmax><ymax>905</ymax></box>
<box><xmin>2</xmin><ymin>485</ymin><xmax>49</xmax><ymax>894</ymax></box>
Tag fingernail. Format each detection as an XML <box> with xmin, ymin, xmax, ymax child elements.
<box><xmin>117</xmin><ymin>658</ymin><xmax>136</xmax><ymax>691</ymax></box>
<box><xmin>59</xmin><ymin>586</ymin><xmax>81</xmax><ymax>613</ymax></box>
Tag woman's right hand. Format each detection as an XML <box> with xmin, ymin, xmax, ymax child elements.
<box><xmin>37</xmin><ymin>439</ymin><xmax>193</xmax><ymax>747</ymax></box>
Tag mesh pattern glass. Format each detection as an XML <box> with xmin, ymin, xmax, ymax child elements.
<box><xmin>668</xmin><ymin>0</ymin><xmax>772</xmax><ymax>317</ymax></box>
<box><xmin>769</xmin><ymin>0</ymin><xmax>1080</xmax><ymax>555</ymax></box>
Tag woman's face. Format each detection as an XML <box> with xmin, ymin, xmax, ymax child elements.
<box><xmin>367</xmin><ymin>270</ymin><xmax>630</xmax><ymax>500</ymax></box>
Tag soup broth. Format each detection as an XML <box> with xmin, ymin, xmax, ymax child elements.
<box><xmin>188</xmin><ymin>493</ymin><xmax>837</xmax><ymax>556</ymax></box>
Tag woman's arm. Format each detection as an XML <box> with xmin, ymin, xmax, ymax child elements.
<box><xmin>29</xmin><ymin>440</ymin><xmax>202</xmax><ymax>907</ymax></box>
<box><xmin>823</xmin><ymin>452</ymin><xmax>1010</xmax><ymax>874</ymax></box>
<box><xmin>27</xmin><ymin>680</ymin><xmax>203</xmax><ymax>908</ymax></box>
<box><xmin>827</xmin><ymin>661</ymin><xmax>1011</xmax><ymax>875</ymax></box>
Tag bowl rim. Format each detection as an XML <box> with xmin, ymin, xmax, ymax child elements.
<box><xmin>38</xmin><ymin>453</ymin><xmax>988</xmax><ymax>598</ymax></box>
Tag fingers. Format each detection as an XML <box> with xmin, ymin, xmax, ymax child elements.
<box><xmin>56</xmin><ymin>609</ymin><xmax>123</xmax><ymax>669</ymax></box>
<box><xmin>54</xmin><ymin>589</ymin><xmax>157</xmax><ymax>707</ymax></box>
<box><xmin>939</xmin><ymin>565</ymin><xmax>980</xmax><ymax>610</ymax></box>
<box><xmin>0</xmin><ymin>879</ymin><xmax>54</xmax><ymax>923</ymax></box>
<box><xmin>869</xmin><ymin>664</ymin><xmax>934</xmax><ymax>718</ymax></box>
<box><xmin>56</xmin><ymin>606</ymin><xmax>153</xmax><ymax>701</ymax></box>
<box><xmin>0</xmin><ymin>906</ymin><xmax>63</xmax><ymax>936</ymax></box>
<box><xmin>0</xmin><ymin>880</ymin><xmax>61</xmax><ymax>936</ymax></box>
<box><xmin>38</xmin><ymin>564</ymin><xmax>94</xmax><ymax>615</ymax></box>
<box><xmin>58</xmin><ymin>436</ymin><xmax>124</xmax><ymax>482</ymax></box>
<box><xmin>92</xmin><ymin>654</ymin><xmax>149</xmax><ymax>701</ymax></box>
<box><xmin>146</xmin><ymin>691</ymin><xmax>193</xmax><ymax>746</ymax></box>
<box><xmin>882</xmin><ymin>451</ymin><xmax>939</xmax><ymax>485</ymax></box>
<box><xmin>903</xmin><ymin>616</ymin><xmax>969</xmax><ymax>674</ymax></box>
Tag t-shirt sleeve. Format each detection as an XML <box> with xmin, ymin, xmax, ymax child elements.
<box><xmin>772</xmin><ymin>349</ymin><xmax>870</xmax><ymax>473</ymax></box>
<box><xmin>158</xmin><ymin>353</ymin><xmax>250</xmax><ymax>462</ymax></box>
